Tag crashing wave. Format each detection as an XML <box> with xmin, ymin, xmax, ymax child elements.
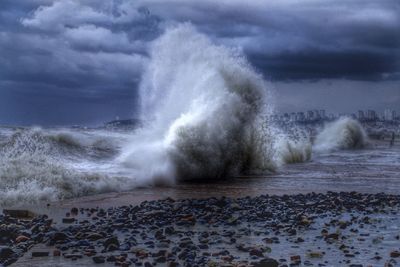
<box><xmin>119</xmin><ymin>23</ymin><xmax>281</xmax><ymax>182</ymax></box>
<box><xmin>314</xmin><ymin>117</ymin><xmax>368</xmax><ymax>152</ymax></box>
<box><xmin>120</xmin><ymin>24</ymin><xmax>314</xmax><ymax>181</ymax></box>
<box><xmin>0</xmin><ymin>127</ymin><xmax>130</xmax><ymax>206</ymax></box>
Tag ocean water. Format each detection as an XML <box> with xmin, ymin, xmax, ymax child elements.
<box><xmin>0</xmin><ymin>122</ymin><xmax>396</xmax><ymax>207</ymax></box>
<box><xmin>0</xmin><ymin>24</ymin><xmax>396</xmax><ymax>206</ymax></box>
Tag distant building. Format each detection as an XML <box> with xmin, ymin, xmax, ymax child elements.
<box><xmin>290</xmin><ymin>112</ymin><xmax>296</xmax><ymax>122</ymax></box>
<box><xmin>384</xmin><ymin>109</ymin><xmax>396</xmax><ymax>121</ymax></box>
<box><xmin>306</xmin><ymin>110</ymin><xmax>314</xmax><ymax>121</ymax></box>
<box><xmin>358</xmin><ymin>110</ymin><xmax>365</xmax><ymax>121</ymax></box>
<box><xmin>296</xmin><ymin>112</ymin><xmax>305</xmax><ymax>122</ymax></box>
<box><xmin>319</xmin><ymin>110</ymin><xmax>326</xmax><ymax>119</ymax></box>
<box><xmin>366</xmin><ymin>110</ymin><xmax>377</xmax><ymax>121</ymax></box>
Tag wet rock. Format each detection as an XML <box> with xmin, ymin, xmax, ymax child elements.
<box><xmin>32</xmin><ymin>251</ymin><xmax>49</xmax><ymax>257</ymax></box>
<box><xmin>51</xmin><ymin>232</ymin><xmax>69</xmax><ymax>242</ymax></box>
<box><xmin>15</xmin><ymin>235</ymin><xmax>29</xmax><ymax>243</ymax></box>
<box><xmin>104</xmin><ymin>236</ymin><xmax>120</xmax><ymax>248</ymax></box>
<box><xmin>249</xmin><ymin>248</ymin><xmax>264</xmax><ymax>257</ymax></box>
<box><xmin>390</xmin><ymin>251</ymin><xmax>400</xmax><ymax>258</ymax></box>
<box><xmin>0</xmin><ymin>247</ymin><xmax>14</xmax><ymax>261</ymax></box>
<box><xmin>53</xmin><ymin>250</ymin><xmax>61</xmax><ymax>257</ymax></box>
<box><xmin>93</xmin><ymin>255</ymin><xmax>106</xmax><ymax>264</ymax></box>
<box><xmin>62</xmin><ymin>218</ymin><xmax>75</xmax><ymax>224</ymax></box>
<box><xmin>253</xmin><ymin>257</ymin><xmax>279</xmax><ymax>267</ymax></box>
<box><xmin>290</xmin><ymin>255</ymin><xmax>301</xmax><ymax>264</ymax></box>
<box><xmin>87</xmin><ymin>232</ymin><xmax>103</xmax><ymax>241</ymax></box>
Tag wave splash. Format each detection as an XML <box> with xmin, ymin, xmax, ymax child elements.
<box><xmin>120</xmin><ymin>24</ymin><xmax>282</xmax><ymax>182</ymax></box>
<box><xmin>0</xmin><ymin>24</ymin><xmax>314</xmax><ymax>205</ymax></box>
<box><xmin>314</xmin><ymin>117</ymin><xmax>368</xmax><ymax>152</ymax></box>
<box><xmin>0</xmin><ymin>127</ymin><xmax>130</xmax><ymax>206</ymax></box>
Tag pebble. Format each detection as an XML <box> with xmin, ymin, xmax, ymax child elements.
<box><xmin>1</xmin><ymin>192</ymin><xmax>400</xmax><ymax>266</ymax></box>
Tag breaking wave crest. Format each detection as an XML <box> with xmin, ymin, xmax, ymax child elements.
<box><xmin>0</xmin><ymin>128</ymin><xmax>129</xmax><ymax>206</ymax></box>
<box><xmin>120</xmin><ymin>24</ymin><xmax>282</xmax><ymax>182</ymax></box>
<box><xmin>314</xmin><ymin>117</ymin><xmax>368</xmax><ymax>152</ymax></box>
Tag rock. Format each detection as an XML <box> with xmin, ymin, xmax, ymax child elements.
<box><xmin>15</xmin><ymin>235</ymin><xmax>29</xmax><ymax>243</ymax></box>
<box><xmin>2</xmin><ymin>210</ymin><xmax>35</xmax><ymax>219</ymax></box>
<box><xmin>53</xmin><ymin>250</ymin><xmax>61</xmax><ymax>257</ymax></box>
<box><xmin>104</xmin><ymin>236</ymin><xmax>120</xmax><ymax>248</ymax></box>
<box><xmin>0</xmin><ymin>247</ymin><xmax>14</xmax><ymax>261</ymax></box>
<box><xmin>62</xmin><ymin>218</ymin><xmax>75</xmax><ymax>224</ymax></box>
<box><xmin>87</xmin><ymin>232</ymin><xmax>103</xmax><ymax>241</ymax></box>
<box><xmin>51</xmin><ymin>232</ymin><xmax>68</xmax><ymax>242</ymax></box>
<box><xmin>64</xmin><ymin>253</ymin><xmax>83</xmax><ymax>259</ymax></box>
<box><xmin>326</xmin><ymin>233</ymin><xmax>339</xmax><ymax>240</ymax></box>
<box><xmin>390</xmin><ymin>251</ymin><xmax>400</xmax><ymax>258</ymax></box>
<box><xmin>290</xmin><ymin>255</ymin><xmax>301</xmax><ymax>263</ymax></box>
<box><xmin>71</xmin><ymin>207</ymin><xmax>79</xmax><ymax>215</ymax></box>
<box><xmin>93</xmin><ymin>256</ymin><xmax>106</xmax><ymax>264</ymax></box>
<box><xmin>165</xmin><ymin>226</ymin><xmax>175</xmax><ymax>235</ymax></box>
<box><xmin>249</xmin><ymin>248</ymin><xmax>264</xmax><ymax>257</ymax></box>
<box><xmin>32</xmin><ymin>251</ymin><xmax>49</xmax><ymax>257</ymax></box>
<box><xmin>106</xmin><ymin>243</ymin><xmax>119</xmax><ymax>251</ymax></box>
<box><xmin>308</xmin><ymin>252</ymin><xmax>323</xmax><ymax>258</ymax></box>
<box><xmin>253</xmin><ymin>258</ymin><xmax>279</xmax><ymax>267</ymax></box>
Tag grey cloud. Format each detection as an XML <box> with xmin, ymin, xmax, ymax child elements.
<box><xmin>0</xmin><ymin>0</ymin><xmax>399</xmax><ymax>125</ymax></box>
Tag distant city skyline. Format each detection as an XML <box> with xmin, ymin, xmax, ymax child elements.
<box><xmin>274</xmin><ymin>108</ymin><xmax>399</xmax><ymax>123</ymax></box>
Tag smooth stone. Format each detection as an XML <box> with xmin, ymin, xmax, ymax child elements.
<box><xmin>0</xmin><ymin>247</ymin><xmax>14</xmax><ymax>261</ymax></box>
<box><xmin>93</xmin><ymin>256</ymin><xmax>106</xmax><ymax>264</ymax></box>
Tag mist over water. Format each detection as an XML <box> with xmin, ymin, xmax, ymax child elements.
<box><xmin>0</xmin><ymin>24</ymin><xmax>375</xmax><ymax>206</ymax></box>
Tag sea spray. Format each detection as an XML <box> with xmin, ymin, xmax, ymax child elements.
<box><xmin>0</xmin><ymin>24</ymin><xmax>313</xmax><ymax>205</ymax></box>
<box><xmin>0</xmin><ymin>127</ymin><xmax>130</xmax><ymax>205</ymax></box>
<box><xmin>314</xmin><ymin>117</ymin><xmax>368</xmax><ymax>152</ymax></box>
<box><xmin>119</xmin><ymin>23</ymin><xmax>278</xmax><ymax>181</ymax></box>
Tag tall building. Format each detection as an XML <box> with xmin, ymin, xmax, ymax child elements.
<box><xmin>366</xmin><ymin>110</ymin><xmax>377</xmax><ymax>121</ymax></box>
<box><xmin>319</xmin><ymin>110</ymin><xmax>326</xmax><ymax>119</ymax></box>
<box><xmin>384</xmin><ymin>109</ymin><xmax>396</xmax><ymax>121</ymax></box>
<box><xmin>306</xmin><ymin>110</ymin><xmax>314</xmax><ymax>121</ymax></box>
<box><xmin>358</xmin><ymin>110</ymin><xmax>364</xmax><ymax>121</ymax></box>
<box><xmin>296</xmin><ymin>112</ymin><xmax>305</xmax><ymax>122</ymax></box>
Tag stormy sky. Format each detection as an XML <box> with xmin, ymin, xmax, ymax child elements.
<box><xmin>0</xmin><ymin>0</ymin><xmax>399</xmax><ymax>126</ymax></box>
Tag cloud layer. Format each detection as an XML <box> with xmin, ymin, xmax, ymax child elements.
<box><xmin>0</xmin><ymin>0</ymin><xmax>399</xmax><ymax>125</ymax></box>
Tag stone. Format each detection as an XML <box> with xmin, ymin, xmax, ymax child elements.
<box><xmin>87</xmin><ymin>232</ymin><xmax>103</xmax><ymax>241</ymax></box>
<box><xmin>249</xmin><ymin>248</ymin><xmax>264</xmax><ymax>257</ymax></box>
<box><xmin>0</xmin><ymin>247</ymin><xmax>14</xmax><ymax>261</ymax></box>
<box><xmin>253</xmin><ymin>258</ymin><xmax>279</xmax><ymax>267</ymax></box>
<box><xmin>104</xmin><ymin>236</ymin><xmax>120</xmax><ymax>248</ymax></box>
<box><xmin>62</xmin><ymin>218</ymin><xmax>75</xmax><ymax>224</ymax></box>
<box><xmin>390</xmin><ymin>251</ymin><xmax>400</xmax><ymax>258</ymax></box>
<box><xmin>93</xmin><ymin>256</ymin><xmax>106</xmax><ymax>264</ymax></box>
<box><xmin>2</xmin><ymin>210</ymin><xmax>35</xmax><ymax>219</ymax></box>
<box><xmin>290</xmin><ymin>255</ymin><xmax>301</xmax><ymax>263</ymax></box>
<box><xmin>51</xmin><ymin>232</ymin><xmax>68</xmax><ymax>242</ymax></box>
<box><xmin>53</xmin><ymin>250</ymin><xmax>61</xmax><ymax>257</ymax></box>
<box><xmin>15</xmin><ymin>235</ymin><xmax>29</xmax><ymax>243</ymax></box>
<box><xmin>32</xmin><ymin>251</ymin><xmax>49</xmax><ymax>257</ymax></box>
<box><xmin>308</xmin><ymin>252</ymin><xmax>323</xmax><ymax>258</ymax></box>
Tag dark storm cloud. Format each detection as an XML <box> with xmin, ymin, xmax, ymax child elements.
<box><xmin>0</xmin><ymin>0</ymin><xmax>399</xmax><ymax>125</ymax></box>
<box><xmin>137</xmin><ymin>0</ymin><xmax>400</xmax><ymax>81</ymax></box>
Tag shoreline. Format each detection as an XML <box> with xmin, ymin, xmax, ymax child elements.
<box><xmin>2</xmin><ymin>191</ymin><xmax>400</xmax><ymax>267</ymax></box>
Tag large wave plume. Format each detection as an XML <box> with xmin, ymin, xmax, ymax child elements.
<box><xmin>119</xmin><ymin>24</ymin><xmax>280</xmax><ymax>182</ymax></box>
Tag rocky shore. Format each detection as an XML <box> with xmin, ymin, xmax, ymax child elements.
<box><xmin>2</xmin><ymin>192</ymin><xmax>400</xmax><ymax>267</ymax></box>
